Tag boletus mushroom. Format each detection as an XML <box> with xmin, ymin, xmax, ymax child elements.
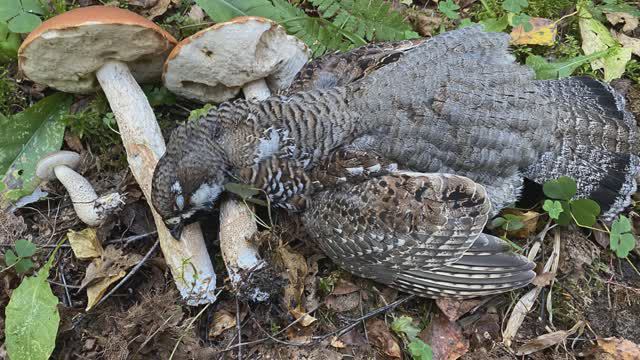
<box><xmin>19</xmin><ymin>6</ymin><xmax>217</xmax><ymax>305</ymax></box>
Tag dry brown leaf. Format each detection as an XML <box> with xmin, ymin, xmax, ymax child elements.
<box><xmin>68</xmin><ymin>228</ymin><xmax>103</xmax><ymax>260</ymax></box>
<box><xmin>531</xmin><ymin>271</ymin><xmax>555</xmax><ymax>287</ymax></box>
<box><xmin>127</xmin><ymin>0</ymin><xmax>172</xmax><ymax>19</ymax></box>
<box><xmin>510</xmin><ymin>17</ymin><xmax>557</xmax><ymax>46</ymax></box>
<box><xmin>501</xmin><ymin>209</ymin><xmax>540</xmax><ymax>238</ymax></box>
<box><xmin>596</xmin><ymin>337</ymin><xmax>640</xmax><ymax>360</ymax></box>
<box><xmin>367</xmin><ymin>319</ymin><xmax>402</xmax><ymax>358</ymax></box>
<box><xmin>331</xmin><ymin>279</ymin><xmax>360</xmax><ymax>295</ymax></box>
<box><xmin>419</xmin><ymin>313</ymin><xmax>469</xmax><ymax>360</ymax></box>
<box><xmin>324</xmin><ymin>292</ymin><xmax>361</xmax><ymax>312</ymax></box>
<box><xmin>64</xmin><ymin>132</ymin><xmax>84</xmax><ymax>153</ymax></box>
<box><xmin>330</xmin><ymin>336</ymin><xmax>346</xmax><ymax>349</ymax></box>
<box><xmin>290</xmin><ymin>305</ymin><xmax>317</xmax><ymax>327</ymax></box>
<box><xmin>515</xmin><ymin>321</ymin><xmax>583</xmax><ymax>355</ymax></box>
<box><xmin>606</xmin><ymin>12</ymin><xmax>639</xmax><ymax>33</ymax></box>
<box><xmin>613</xmin><ymin>31</ymin><xmax>640</xmax><ymax>57</ymax></box>
<box><xmin>81</xmin><ymin>245</ymin><xmax>143</xmax><ymax>310</ymax></box>
<box><xmin>436</xmin><ymin>298</ymin><xmax>482</xmax><ymax>322</ymax></box>
<box><xmin>276</xmin><ymin>246</ymin><xmax>308</xmax><ymax>310</ymax></box>
<box><xmin>208</xmin><ymin>310</ymin><xmax>236</xmax><ymax>338</ymax></box>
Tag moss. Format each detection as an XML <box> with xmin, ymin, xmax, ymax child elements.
<box><xmin>0</xmin><ymin>65</ymin><xmax>27</xmax><ymax>115</ymax></box>
<box><xmin>527</xmin><ymin>0</ymin><xmax>575</xmax><ymax>18</ymax></box>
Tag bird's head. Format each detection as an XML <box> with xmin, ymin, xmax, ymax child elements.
<box><xmin>151</xmin><ymin>120</ymin><xmax>230</xmax><ymax>239</ymax></box>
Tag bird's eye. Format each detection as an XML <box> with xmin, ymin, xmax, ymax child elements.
<box><xmin>175</xmin><ymin>194</ymin><xmax>185</xmax><ymax>210</ymax></box>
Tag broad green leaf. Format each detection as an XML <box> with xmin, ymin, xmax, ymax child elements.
<box><xmin>543</xmin><ymin>199</ymin><xmax>563</xmax><ymax>219</ymax></box>
<box><xmin>4</xmin><ymin>249</ymin><xmax>18</xmax><ymax>266</ymax></box>
<box><xmin>570</xmin><ymin>199</ymin><xmax>600</xmax><ymax>227</ymax></box>
<box><xmin>510</xmin><ymin>13</ymin><xmax>533</xmax><ymax>31</ymax></box>
<box><xmin>0</xmin><ymin>93</ymin><xmax>72</xmax><ymax>207</ymax></box>
<box><xmin>5</xmin><ymin>265</ymin><xmax>60</xmax><ymax>360</ymax></box>
<box><xmin>611</xmin><ymin>214</ymin><xmax>632</xmax><ymax>234</ymax></box>
<box><xmin>438</xmin><ymin>0</ymin><xmax>460</xmax><ymax>20</ymax></box>
<box><xmin>556</xmin><ymin>200</ymin><xmax>572</xmax><ymax>225</ymax></box>
<box><xmin>391</xmin><ymin>315</ymin><xmax>420</xmax><ymax>339</ymax></box>
<box><xmin>503</xmin><ymin>213</ymin><xmax>524</xmax><ymax>230</ymax></box>
<box><xmin>480</xmin><ymin>15</ymin><xmax>509</xmax><ymax>32</ymax></box>
<box><xmin>14</xmin><ymin>239</ymin><xmax>36</xmax><ymax>257</ymax></box>
<box><xmin>0</xmin><ymin>21</ymin><xmax>20</xmax><ymax>63</ymax></box>
<box><xmin>578</xmin><ymin>4</ymin><xmax>630</xmax><ymax>81</ymax></box>
<box><xmin>408</xmin><ymin>339</ymin><xmax>433</xmax><ymax>360</ymax></box>
<box><xmin>525</xmin><ymin>49</ymin><xmax>610</xmax><ymax>79</ymax></box>
<box><xmin>0</xmin><ymin>0</ymin><xmax>21</xmax><ymax>22</ymax></box>
<box><xmin>194</xmin><ymin>0</ymin><xmax>277</xmax><ymax>23</ymax></box>
<box><xmin>14</xmin><ymin>258</ymin><xmax>33</xmax><ymax>273</ymax></box>
<box><xmin>611</xmin><ymin>233</ymin><xmax>635</xmax><ymax>258</ymax></box>
<box><xmin>490</xmin><ymin>216</ymin><xmax>507</xmax><ymax>228</ymax></box>
<box><xmin>8</xmin><ymin>11</ymin><xmax>40</xmax><ymax>33</ymax></box>
<box><xmin>542</xmin><ymin>176</ymin><xmax>577</xmax><ymax>200</ymax></box>
<box><xmin>19</xmin><ymin>0</ymin><xmax>44</xmax><ymax>14</ymax></box>
<box><xmin>502</xmin><ymin>0</ymin><xmax>528</xmax><ymax>13</ymax></box>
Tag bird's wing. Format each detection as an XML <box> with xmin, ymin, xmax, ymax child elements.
<box><xmin>303</xmin><ymin>171</ymin><xmax>536</xmax><ymax>298</ymax></box>
<box><xmin>303</xmin><ymin>172</ymin><xmax>491</xmax><ymax>275</ymax></box>
<box><xmin>284</xmin><ymin>39</ymin><xmax>426</xmax><ymax>94</ymax></box>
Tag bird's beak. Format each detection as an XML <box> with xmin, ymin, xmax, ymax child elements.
<box><xmin>167</xmin><ymin>221</ymin><xmax>184</xmax><ymax>240</ymax></box>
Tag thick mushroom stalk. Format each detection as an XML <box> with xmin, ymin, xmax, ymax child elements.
<box><xmin>95</xmin><ymin>60</ymin><xmax>217</xmax><ymax>305</ymax></box>
<box><xmin>18</xmin><ymin>6</ymin><xmax>217</xmax><ymax>305</ymax></box>
<box><xmin>36</xmin><ymin>151</ymin><xmax>123</xmax><ymax>226</ymax></box>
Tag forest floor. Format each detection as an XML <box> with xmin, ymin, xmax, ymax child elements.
<box><xmin>1</xmin><ymin>0</ymin><xmax>640</xmax><ymax>359</ymax></box>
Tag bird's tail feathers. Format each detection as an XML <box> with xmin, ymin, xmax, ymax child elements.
<box><xmin>523</xmin><ymin>77</ymin><xmax>639</xmax><ymax>219</ymax></box>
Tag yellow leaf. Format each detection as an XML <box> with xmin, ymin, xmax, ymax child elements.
<box><xmin>510</xmin><ymin>17</ymin><xmax>557</xmax><ymax>46</ymax></box>
<box><xmin>85</xmin><ymin>270</ymin><xmax>125</xmax><ymax>310</ymax></box>
<box><xmin>208</xmin><ymin>310</ymin><xmax>237</xmax><ymax>338</ymax></box>
<box><xmin>290</xmin><ymin>305</ymin><xmax>317</xmax><ymax>327</ymax></box>
<box><xmin>67</xmin><ymin>228</ymin><xmax>103</xmax><ymax>260</ymax></box>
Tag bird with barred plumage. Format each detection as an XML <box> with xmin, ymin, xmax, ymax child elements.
<box><xmin>151</xmin><ymin>25</ymin><xmax>639</xmax><ymax>298</ymax></box>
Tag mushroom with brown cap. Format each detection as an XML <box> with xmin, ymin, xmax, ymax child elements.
<box><xmin>19</xmin><ymin>6</ymin><xmax>217</xmax><ymax>305</ymax></box>
<box><xmin>36</xmin><ymin>151</ymin><xmax>124</xmax><ymax>227</ymax></box>
<box><xmin>163</xmin><ymin>16</ymin><xmax>310</xmax><ymax>103</ymax></box>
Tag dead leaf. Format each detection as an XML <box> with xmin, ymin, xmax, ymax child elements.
<box><xmin>367</xmin><ymin>319</ymin><xmax>402</xmax><ymax>358</ymax></box>
<box><xmin>595</xmin><ymin>337</ymin><xmax>640</xmax><ymax>360</ymax></box>
<box><xmin>68</xmin><ymin>228</ymin><xmax>103</xmax><ymax>260</ymax></box>
<box><xmin>81</xmin><ymin>245</ymin><xmax>143</xmax><ymax>310</ymax></box>
<box><xmin>419</xmin><ymin>313</ymin><xmax>469</xmax><ymax>360</ymax></box>
<box><xmin>64</xmin><ymin>132</ymin><xmax>84</xmax><ymax>153</ymax></box>
<box><xmin>613</xmin><ymin>31</ymin><xmax>640</xmax><ymax>57</ymax></box>
<box><xmin>501</xmin><ymin>209</ymin><xmax>540</xmax><ymax>238</ymax></box>
<box><xmin>515</xmin><ymin>321</ymin><xmax>583</xmax><ymax>355</ymax></box>
<box><xmin>331</xmin><ymin>279</ymin><xmax>360</xmax><ymax>295</ymax></box>
<box><xmin>187</xmin><ymin>5</ymin><xmax>205</xmax><ymax>22</ymax></box>
<box><xmin>406</xmin><ymin>8</ymin><xmax>442</xmax><ymax>37</ymax></box>
<box><xmin>324</xmin><ymin>292</ymin><xmax>361</xmax><ymax>312</ymax></box>
<box><xmin>436</xmin><ymin>298</ymin><xmax>482</xmax><ymax>322</ymax></box>
<box><xmin>290</xmin><ymin>305</ymin><xmax>317</xmax><ymax>327</ymax></box>
<box><xmin>276</xmin><ymin>246</ymin><xmax>308</xmax><ymax>311</ymax></box>
<box><xmin>127</xmin><ymin>0</ymin><xmax>172</xmax><ymax>19</ymax></box>
<box><xmin>208</xmin><ymin>310</ymin><xmax>236</xmax><ymax>338</ymax></box>
<box><xmin>330</xmin><ymin>336</ymin><xmax>346</xmax><ymax>349</ymax></box>
<box><xmin>510</xmin><ymin>17</ymin><xmax>557</xmax><ymax>46</ymax></box>
<box><xmin>606</xmin><ymin>12</ymin><xmax>639</xmax><ymax>33</ymax></box>
<box><xmin>531</xmin><ymin>271</ymin><xmax>555</xmax><ymax>287</ymax></box>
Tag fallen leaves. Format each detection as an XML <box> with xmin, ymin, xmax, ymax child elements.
<box><xmin>419</xmin><ymin>313</ymin><xmax>468</xmax><ymax>360</ymax></box>
<box><xmin>510</xmin><ymin>17</ymin><xmax>557</xmax><ymax>46</ymax></box>
<box><xmin>208</xmin><ymin>310</ymin><xmax>237</xmax><ymax>338</ymax></box>
<box><xmin>275</xmin><ymin>245</ymin><xmax>317</xmax><ymax>327</ymax></box>
<box><xmin>436</xmin><ymin>297</ymin><xmax>481</xmax><ymax>322</ymax></box>
<box><xmin>367</xmin><ymin>319</ymin><xmax>402</xmax><ymax>358</ymax></box>
<box><xmin>68</xmin><ymin>228</ymin><xmax>102</xmax><ymax>260</ymax></box>
<box><xmin>595</xmin><ymin>337</ymin><xmax>640</xmax><ymax>360</ymax></box>
<box><xmin>126</xmin><ymin>0</ymin><xmax>177</xmax><ymax>19</ymax></box>
<box><xmin>606</xmin><ymin>12</ymin><xmax>639</xmax><ymax>33</ymax></box>
<box><xmin>515</xmin><ymin>321</ymin><xmax>584</xmax><ymax>355</ymax></box>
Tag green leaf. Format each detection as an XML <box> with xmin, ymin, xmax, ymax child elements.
<box><xmin>610</xmin><ymin>215</ymin><xmax>636</xmax><ymax>258</ymax></box>
<box><xmin>570</xmin><ymin>199</ymin><xmax>600</xmax><ymax>227</ymax></box>
<box><xmin>188</xmin><ymin>104</ymin><xmax>215</xmax><ymax>121</ymax></box>
<box><xmin>5</xmin><ymin>265</ymin><xmax>60</xmax><ymax>360</ymax></box>
<box><xmin>480</xmin><ymin>15</ymin><xmax>509</xmax><ymax>32</ymax></box>
<box><xmin>408</xmin><ymin>339</ymin><xmax>433</xmax><ymax>360</ymax></box>
<box><xmin>143</xmin><ymin>85</ymin><xmax>177</xmax><ymax>107</ymax></box>
<box><xmin>490</xmin><ymin>216</ymin><xmax>507</xmax><ymax>228</ymax></box>
<box><xmin>0</xmin><ymin>21</ymin><xmax>20</xmax><ymax>63</ymax></box>
<box><xmin>4</xmin><ymin>249</ymin><xmax>18</xmax><ymax>266</ymax></box>
<box><xmin>438</xmin><ymin>0</ymin><xmax>460</xmax><ymax>20</ymax></box>
<box><xmin>8</xmin><ymin>12</ymin><xmax>41</xmax><ymax>33</ymax></box>
<box><xmin>224</xmin><ymin>182</ymin><xmax>262</xmax><ymax>200</ymax></box>
<box><xmin>525</xmin><ymin>49</ymin><xmax>610</xmax><ymax>80</ymax></box>
<box><xmin>14</xmin><ymin>258</ymin><xmax>33</xmax><ymax>274</ymax></box>
<box><xmin>0</xmin><ymin>93</ymin><xmax>72</xmax><ymax>207</ymax></box>
<box><xmin>391</xmin><ymin>315</ymin><xmax>420</xmax><ymax>339</ymax></box>
<box><xmin>503</xmin><ymin>214</ymin><xmax>524</xmax><ymax>231</ymax></box>
<box><xmin>19</xmin><ymin>0</ymin><xmax>44</xmax><ymax>14</ymax></box>
<box><xmin>542</xmin><ymin>176</ymin><xmax>577</xmax><ymax>200</ymax></box>
<box><xmin>0</xmin><ymin>0</ymin><xmax>21</xmax><ymax>22</ymax></box>
<box><xmin>14</xmin><ymin>239</ymin><xmax>36</xmax><ymax>257</ymax></box>
<box><xmin>556</xmin><ymin>200</ymin><xmax>572</xmax><ymax>225</ymax></box>
<box><xmin>502</xmin><ymin>0</ymin><xmax>528</xmax><ymax>13</ymax></box>
<box><xmin>511</xmin><ymin>13</ymin><xmax>533</xmax><ymax>31</ymax></box>
<box><xmin>543</xmin><ymin>199</ymin><xmax>563</xmax><ymax>220</ymax></box>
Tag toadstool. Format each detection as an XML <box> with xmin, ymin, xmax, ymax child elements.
<box><xmin>36</xmin><ymin>151</ymin><xmax>124</xmax><ymax>227</ymax></box>
<box><xmin>19</xmin><ymin>6</ymin><xmax>217</xmax><ymax>305</ymax></box>
<box><xmin>163</xmin><ymin>16</ymin><xmax>309</xmax><ymax>103</ymax></box>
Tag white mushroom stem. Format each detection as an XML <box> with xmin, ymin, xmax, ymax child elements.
<box><xmin>95</xmin><ymin>60</ymin><xmax>217</xmax><ymax>305</ymax></box>
<box><xmin>53</xmin><ymin>165</ymin><xmax>122</xmax><ymax>226</ymax></box>
<box><xmin>242</xmin><ymin>78</ymin><xmax>271</xmax><ymax>101</ymax></box>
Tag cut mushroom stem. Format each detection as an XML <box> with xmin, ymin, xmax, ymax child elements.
<box><xmin>36</xmin><ymin>151</ymin><xmax>123</xmax><ymax>227</ymax></box>
<box><xmin>242</xmin><ymin>78</ymin><xmax>271</xmax><ymax>101</ymax></box>
<box><xmin>19</xmin><ymin>6</ymin><xmax>217</xmax><ymax>305</ymax></box>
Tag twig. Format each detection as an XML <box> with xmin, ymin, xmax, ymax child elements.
<box><xmin>236</xmin><ymin>295</ymin><xmax>243</xmax><ymax>360</ymax></box>
<box><xmin>58</xmin><ymin>262</ymin><xmax>73</xmax><ymax>306</ymax></box>
<box><xmin>169</xmin><ymin>302</ymin><xmax>213</xmax><ymax>360</ymax></box>
<box><xmin>93</xmin><ymin>240</ymin><xmax>159</xmax><ymax>309</ymax></box>
<box><xmin>104</xmin><ymin>231</ymin><xmax>158</xmax><ymax>245</ymax></box>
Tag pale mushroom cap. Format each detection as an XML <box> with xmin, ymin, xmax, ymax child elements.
<box><xmin>163</xmin><ymin>16</ymin><xmax>310</xmax><ymax>103</ymax></box>
<box><xmin>18</xmin><ymin>6</ymin><xmax>177</xmax><ymax>94</ymax></box>
<box><xmin>36</xmin><ymin>150</ymin><xmax>81</xmax><ymax>180</ymax></box>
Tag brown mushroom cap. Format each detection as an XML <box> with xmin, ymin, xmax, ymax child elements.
<box><xmin>19</xmin><ymin>6</ymin><xmax>177</xmax><ymax>94</ymax></box>
<box><xmin>36</xmin><ymin>150</ymin><xmax>81</xmax><ymax>180</ymax></box>
<box><xmin>163</xmin><ymin>16</ymin><xmax>310</xmax><ymax>103</ymax></box>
